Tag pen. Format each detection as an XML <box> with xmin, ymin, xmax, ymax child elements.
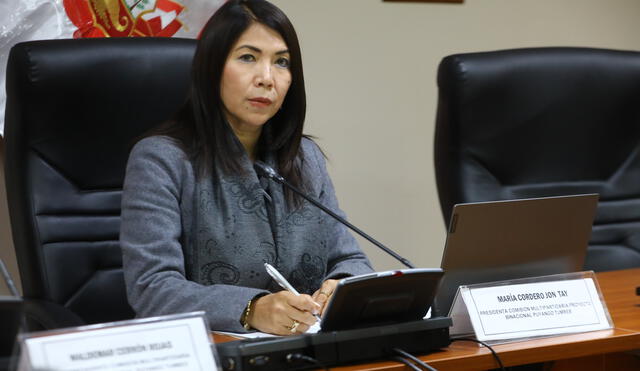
<box><xmin>264</xmin><ymin>263</ymin><xmax>321</xmax><ymax>321</ymax></box>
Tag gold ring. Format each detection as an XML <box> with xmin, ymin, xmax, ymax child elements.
<box><xmin>289</xmin><ymin>320</ymin><xmax>300</xmax><ymax>333</ymax></box>
<box><xmin>319</xmin><ymin>291</ymin><xmax>331</xmax><ymax>297</ymax></box>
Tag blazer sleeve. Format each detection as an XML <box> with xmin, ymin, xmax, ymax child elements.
<box><xmin>303</xmin><ymin>139</ymin><xmax>374</xmax><ymax>279</ymax></box>
<box><xmin>120</xmin><ymin>137</ymin><xmax>268</xmax><ymax>332</ymax></box>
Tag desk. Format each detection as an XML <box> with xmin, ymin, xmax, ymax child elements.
<box><xmin>215</xmin><ymin>269</ymin><xmax>640</xmax><ymax>370</ymax></box>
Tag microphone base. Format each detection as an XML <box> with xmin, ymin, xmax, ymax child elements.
<box><xmin>216</xmin><ymin>317</ymin><xmax>452</xmax><ymax>370</ymax></box>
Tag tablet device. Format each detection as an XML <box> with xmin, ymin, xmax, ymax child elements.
<box><xmin>319</xmin><ymin>268</ymin><xmax>443</xmax><ymax>332</ymax></box>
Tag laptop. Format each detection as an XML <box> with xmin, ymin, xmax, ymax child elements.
<box><xmin>0</xmin><ymin>259</ymin><xmax>23</xmax><ymax>359</ymax></box>
<box><xmin>432</xmin><ymin>194</ymin><xmax>599</xmax><ymax>317</ymax></box>
<box><xmin>0</xmin><ymin>297</ymin><xmax>22</xmax><ymax>358</ymax></box>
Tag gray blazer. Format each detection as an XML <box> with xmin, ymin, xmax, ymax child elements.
<box><xmin>120</xmin><ymin>136</ymin><xmax>373</xmax><ymax>332</ymax></box>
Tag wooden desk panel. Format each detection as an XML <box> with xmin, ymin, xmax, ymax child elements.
<box><xmin>596</xmin><ymin>268</ymin><xmax>640</xmax><ymax>332</ymax></box>
<box><xmin>334</xmin><ymin>269</ymin><xmax>640</xmax><ymax>370</ymax></box>
<box><xmin>332</xmin><ymin>329</ymin><xmax>640</xmax><ymax>371</ymax></box>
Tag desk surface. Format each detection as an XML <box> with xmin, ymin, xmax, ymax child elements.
<box><xmin>335</xmin><ymin>268</ymin><xmax>640</xmax><ymax>371</ymax></box>
<box><xmin>215</xmin><ymin>268</ymin><xmax>640</xmax><ymax>370</ymax></box>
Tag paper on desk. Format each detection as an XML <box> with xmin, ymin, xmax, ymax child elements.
<box><xmin>215</xmin><ymin>321</ymin><xmax>320</xmax><ymax>339</ymax></box>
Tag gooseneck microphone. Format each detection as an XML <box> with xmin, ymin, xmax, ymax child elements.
<box><xmin>253</xmin><ymin>161</ymin><xmax>415</xmax><ymax>269</ymax></box>
<box><xmin>0</xmin><ymin>258</ymin><xmax>19</xmax><ymax>297</ymax></box>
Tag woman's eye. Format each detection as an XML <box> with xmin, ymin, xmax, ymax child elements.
<box><xmin>275</xmin><ymin>57</ymin><xmax>290</xmax><ymax>68</ymax></box>
<box><xmin>238</xmin><ymin>54</ymin><xmax>256</xmax><ymax>62</ymax></box>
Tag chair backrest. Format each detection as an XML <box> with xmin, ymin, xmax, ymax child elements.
<box><xmin>4</xmin><ymin>38</ymin><xmax>196</xmax><ymax>326</ymax></box>
<box><xmin>434</xmin><ymin>47</ymin><xmax>640</xmax><ymax>272</ymax></box>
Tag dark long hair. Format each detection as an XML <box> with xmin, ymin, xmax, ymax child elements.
<box><xmin>160</xmin><ymin>0</ymin><xmax>307</xmax><ymax>205</ymax></box>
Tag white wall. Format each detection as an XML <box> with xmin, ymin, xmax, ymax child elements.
<box><xmin>0</xmin><ymin>138</ymin><xmax>18</xmax><ymax>295</ymax></box>
<box><xmin>1</xmin><ymin>0</ymin><xmax>640</xmax><ymax>294</ymax></box>
<box><xmin>269</xmin><ymin>0</ymin><xmax>640</xmax><ymax>270</ymax></box>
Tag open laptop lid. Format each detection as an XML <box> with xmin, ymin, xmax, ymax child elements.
<box><xmin>0</xmin><ymin>259</ymin><xmax>23</xmax><ymax>357</ymax></box>
<box><xmin>0</xmin><ymin>297</ymin><xmax>22</xmax><ymax>357</ymax></box>
<box><xmin>432</xmin><ymin>194</ymin><xmax>598</xmax><ymax>317</ymax></box>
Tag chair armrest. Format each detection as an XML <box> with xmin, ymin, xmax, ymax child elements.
<box><xmin>22</xmin><ymin>299</ymin><xmax>85</xmax><ymax>331</ymax></box>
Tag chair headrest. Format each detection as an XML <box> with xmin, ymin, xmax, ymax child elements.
<box><xmin>5</xmin><ymin>37</ymin><xmax>197</xmax><ymax>189</ymax></box>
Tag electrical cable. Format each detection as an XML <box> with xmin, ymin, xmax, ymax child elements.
<box><xmin>392</xmin><ymin>356</ymin><xmax>422</xmax><ymax>371</ymax></box>
<box><xmin>393</xmin><ymin>348</ymin><xmax>438</xmax><ymax>371</ymax></box>
<box><xmin>285</xmin><ymin>353</ymin><xmax>329</xmax><ymax>370</ymax></box>
<box><xmin>452</xmin><ymin>338</ymin><xmax>505</xmax><ymax>371</ymax></box>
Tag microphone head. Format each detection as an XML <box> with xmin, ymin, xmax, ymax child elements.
<box><xmin>253</xmin><ymin>161</ymin><xmax>284</xmax><ymax>182</ymax></box>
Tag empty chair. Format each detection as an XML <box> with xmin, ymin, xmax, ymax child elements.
<box><xmin>434</xmin><ymin>47</ymin><xmax>640</xmax><ymax>272</ymax></box>
<box><xmin>4</xmin><ymin>37</ymin><xmax>196</xmax><ymax>329</ymax></box>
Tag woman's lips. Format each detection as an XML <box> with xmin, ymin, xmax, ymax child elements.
<box><xmin>248</xmin><ymin>97</ymin><xmax>272</xmax><ymax>107</ymax></box>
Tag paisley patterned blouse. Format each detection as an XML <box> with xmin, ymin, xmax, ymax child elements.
<box><xmin>120</xmin><ymin>136</ymin><xmax>373</xmax><ymax>332</ymax></box>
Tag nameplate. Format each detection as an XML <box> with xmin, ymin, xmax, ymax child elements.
<box><xmin>18</xmin><ymin>311</ymin><xmax>218</xmax><ymax>371</ymax></box>
<box><xmin>450</xmin><ymin>271</ymin><xmax>613</xmax><ymax>342</ymax></box>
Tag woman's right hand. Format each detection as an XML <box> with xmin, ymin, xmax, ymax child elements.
<box><xmin>248</xmin><ymin>291</ymin><xmax>319</xmax><ymax>335</ymax></box>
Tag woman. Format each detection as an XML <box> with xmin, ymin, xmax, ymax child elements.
<box><xmin>120</xmin><ymin>0</ymin><xmax>373</xmax><ymax>336</ymax></box>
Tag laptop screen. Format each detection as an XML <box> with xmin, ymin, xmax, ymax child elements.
<box><xmin>432</xmin><ymin>194</ymin><xmax>598</xmax><ymax>317</ymax></box>
<box><xmin>0</xmin><ymin>297</ymin><xmax>22</xmax><ymax>357</ymax></box>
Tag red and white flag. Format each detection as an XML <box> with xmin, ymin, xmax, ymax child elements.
<box><xmin>0</xmin><ymin>0</ymin><xmax>224</xmax><ymax>136</ymax></box>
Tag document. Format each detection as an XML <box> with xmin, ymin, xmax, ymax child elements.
<box><xmin>216</xmin><ymin>321</ymin><xmax>320</xmax><ymax>339</ymax></box>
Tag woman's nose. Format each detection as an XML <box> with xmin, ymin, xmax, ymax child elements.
<box><xmin>255</xmin><ymin>62</ymin><xmax>274</xmax><ymax>88</ymax></box>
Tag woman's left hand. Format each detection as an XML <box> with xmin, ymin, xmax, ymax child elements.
<box><xmin>312</xmin><ymin>279</ymin><xmax>338</xmax><ymax>316</ymax></box>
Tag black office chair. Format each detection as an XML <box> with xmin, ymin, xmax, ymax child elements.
<box><xmin>4</xmin><ymin>37</ymin><xmax>196</xmax><ymax>329</ymax></box>
<box><xmin>434</xmin><ymin>47</ymin><xmax>640</xmax><ymax>272</ymax></box>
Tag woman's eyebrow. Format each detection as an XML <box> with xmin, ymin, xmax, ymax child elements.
<box><xmin>235</xmin><ymin>45</ymin><xmax>261</xmax><ymax>53</ymax></box>
<box><xmin>234</xmin><ymin>45</ymin><xmax>289</xmax><ymax>55</ymax></box>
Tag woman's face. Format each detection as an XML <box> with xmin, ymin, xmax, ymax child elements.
<box><xmin>220</xmin><ymin>22</ymin><xmax>292</xmax><ymax>135</ymax></box>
